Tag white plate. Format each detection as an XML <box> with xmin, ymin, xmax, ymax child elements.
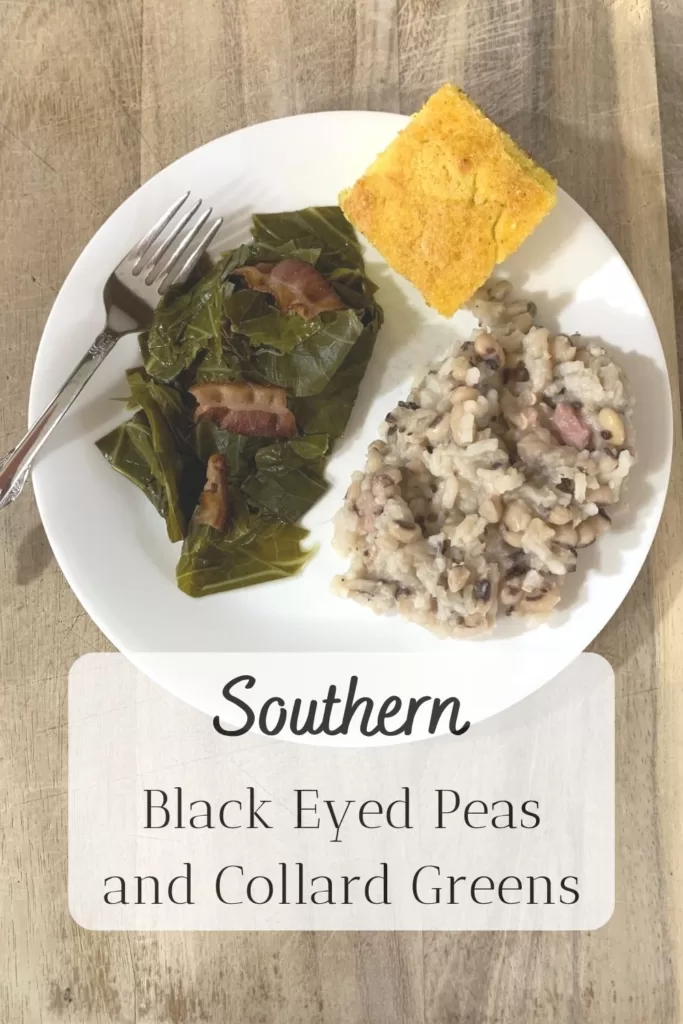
<box><xmin>30</xmin><ymin>111</ymin><xmax>672</xmax><ymax>727</ymax></box>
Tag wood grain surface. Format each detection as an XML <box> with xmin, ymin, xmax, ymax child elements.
<box><xmin>0</xmin><ymin>0</ymin><xmax>681</xmax><ymax>1020</ymax></box>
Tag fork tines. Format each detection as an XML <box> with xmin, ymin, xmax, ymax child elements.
<box><xmin>127</xmin><ymin>193</ymin><xmax>223</xmax><ymax>294</ymax></box>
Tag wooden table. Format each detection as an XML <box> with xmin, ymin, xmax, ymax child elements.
<box><xmin>1</xmin><ymin>0</ymin><xmax>682</xmax><ymax>1020</ymax></box>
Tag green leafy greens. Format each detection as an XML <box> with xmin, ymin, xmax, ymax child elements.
<box><xmin>243</xmin><ymin>435</ymin><xmax>330</xmax><ymax>523</ymax></box>
<box><xmin>96</xmin><ymin>205</ymin><xmax>382</xmax><ymax>597</ymax></box>
<box><xmin>176</xmin><ymin>521</ymin><xmax>313</xmax><ymax>598</ymax></box>
<box><xmin>97</xmin><ymin>369</ymin><xmax>204</xmax><ymax>541</ymax></box>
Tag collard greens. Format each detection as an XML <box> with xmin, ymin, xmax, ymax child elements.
<box><xmin>96</xmin><ymin>206</ymin><xmax>382</xmax><ymax>597</ymax></box>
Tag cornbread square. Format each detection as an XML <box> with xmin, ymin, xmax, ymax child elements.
<box><xmin>340</xmin><ymin>84</ymin><xmax>556</xmax><ymax>317</ymax></box>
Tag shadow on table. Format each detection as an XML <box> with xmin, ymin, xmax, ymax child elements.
<box><xmin>9</xmin><ymin>505</ymin><xmax>54</xmax><ymax>586</ymax></box>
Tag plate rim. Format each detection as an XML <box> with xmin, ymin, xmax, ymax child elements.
<box><xmin>28</xmin><ymin>109</ymin><xmax>674</xmax><ymax>729</ymax></box>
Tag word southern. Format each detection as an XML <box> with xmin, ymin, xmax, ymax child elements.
<box><xmin>213</xmin><ymin>674</ymin><xmax>471</xmax><ymax>738</ymax></box>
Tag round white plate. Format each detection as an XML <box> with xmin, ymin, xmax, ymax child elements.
<box><xmin>30</xmin><ymin>111</ymin><xmax>672</xmax><ymax>728</ymax></box>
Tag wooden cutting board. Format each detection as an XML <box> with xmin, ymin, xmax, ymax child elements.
<box><xmin>0</xmin><ymin>0</ymin><xmax>681</xmax><ymax>1020</ymax></box>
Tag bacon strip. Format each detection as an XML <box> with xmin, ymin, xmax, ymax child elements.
<box><xmin>551</xmin><ymin>402</ymin><xmax>591</xmax><ymax>450</ymax></box>
<box><xmin>231</xmin><ymin>258</ymin><xmax>345</xmax><ymax>319</ymax></box>
<box><xmin>190</xmin><ymin>382</ymin><xmax>297</xmax><ymax>439</ymax></box>
<box><xmin>194</xmin><ymin>454</ymin><xmax>229</xmax><ymax>531</ymax></box>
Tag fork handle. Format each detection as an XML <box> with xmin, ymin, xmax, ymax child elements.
<box><xmin>0</xmin><ymin>326</ymin><xmax>121</xmax><ymax>510</ymax></box>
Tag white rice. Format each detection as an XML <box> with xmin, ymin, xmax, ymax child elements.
<box><xmin>332</xmin><ymin>279</ymin><xmax>634</xmax><ymax>637</ymax></box>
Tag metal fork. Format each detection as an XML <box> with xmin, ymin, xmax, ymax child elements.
<box><xmin>0</xmin><ymin>193</ymin><xmax>222</xmax><ymax>510</ymax></box>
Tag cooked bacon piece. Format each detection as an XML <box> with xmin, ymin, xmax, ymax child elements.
<box><xmin>551</xmin><ymin>401</ymin><xmax>591</xmax><ymax>450</ymax></box>
<box><xmin>194</xmin><ymin>454</ymin><xmax>229</xmax><ymax>531</ymax></box>
<box><xmin>190</xmin><ymin>382</ymin><xmax>297</xmax><ymax>439</ymax></box>
<box><xmin>231</xmin><ymin>258</ymin><xmax>345</xmax><ymax>319</ymax></box>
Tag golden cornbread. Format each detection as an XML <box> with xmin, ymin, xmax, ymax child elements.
<box><xmin>340</xmin><ymin>84</ymin><xmax>557</xmax><ymax>317</ymax></box>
